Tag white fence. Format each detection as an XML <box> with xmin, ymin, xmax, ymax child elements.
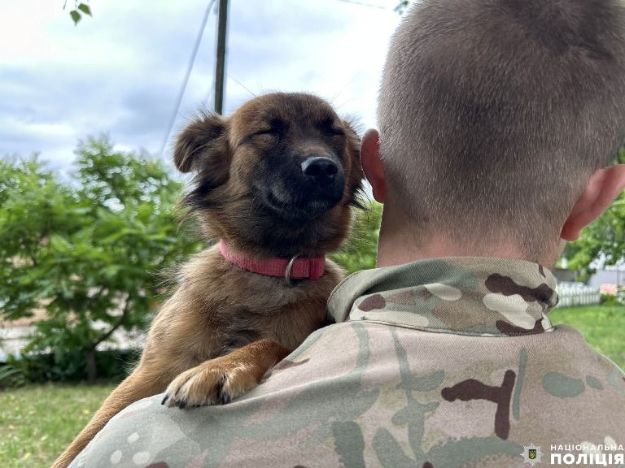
<box><xmin>0</xmin><ymin>323</ymin><xmax>145</xmax><ymax>362</ymax></box>
<box><xmin>556</xmin><ymin>283</ymin><xmax>601</xmax><ymax>308</ymax></box>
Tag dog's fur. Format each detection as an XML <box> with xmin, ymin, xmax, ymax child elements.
<box><xmin>53</xmin><ymin>92</ymin><xmax>363</xmax><ymax>467</ymax></box>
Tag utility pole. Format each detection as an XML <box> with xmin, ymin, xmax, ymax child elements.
<box><xmin>214</xmin><ymin>0</ymin><xmax>229</xmax><ymax>114</ymax></box>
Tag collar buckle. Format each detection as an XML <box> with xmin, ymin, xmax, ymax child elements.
<box><xmin>284</xmin><ymin>254</ymin><xmax>301</xmax><ymax>286</ymax></box>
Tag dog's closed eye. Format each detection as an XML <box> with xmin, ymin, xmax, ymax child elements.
<box><xmin>252</xmin><ymin>128</ymin><xmax>278</xmax><ymax>137</ymax></box>
<box><xmin>327</xmin><ymin>126</ymin><xmax>345</xmax><ymax>136</ymax></box>
<box><xmin>246</xmin><ymin>119</ymin><xmax>288</xmax><ymax>142</ymax></box>
<box><xmin>318</xmin><ymin>118</ymin><xmax>345</xmax><ymax>136</ymax></box>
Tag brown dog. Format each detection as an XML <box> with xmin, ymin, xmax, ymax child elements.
<box><xmin>53</xmin><ymin>92</ymin><xmax>363</xmax><ymax>467</ymax></box>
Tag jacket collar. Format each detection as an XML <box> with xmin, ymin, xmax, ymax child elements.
<box><xmin>328</xmin><ymin>257</ymin><xmax>559</xmax><ymax>336</ymax></box>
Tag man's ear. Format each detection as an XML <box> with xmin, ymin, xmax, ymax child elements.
<box><xmin>561</xmin><ymin>164</ymin><xmax>625</xmax><ymax>241</ymax></box>
<box><xmin>173</xmin><ymin>113</ymin><xmax>229</xmax><ymax>174</ymax></box>
<box><xmin>361</xmin><ymin>129</ymin><xmax>385</xmax><ymax>203</ymax></box>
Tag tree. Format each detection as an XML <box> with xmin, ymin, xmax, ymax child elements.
<box><xmin>566</xmin><ymin>148</ymin><xmax>625</xmax><ymax>279</ymax></box>
<box><xmin>0</xmin><ymin>137</ymin><xmax>200</xmax><ymax>381</ymax></box>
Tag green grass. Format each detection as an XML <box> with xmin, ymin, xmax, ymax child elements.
<box><xmin>0</xmin><ymin>305</ymin><xmax>623</xmax><ymax>467</ymax></box>
<box><xmin>550</xmin><ymin>304</ymin><xmax>625</xmax><ymax>369</ymax></box>
<box><xmin>0</xmin><ymin>382</ymin><xmax>115</xmax><ymax>468</ymax></box>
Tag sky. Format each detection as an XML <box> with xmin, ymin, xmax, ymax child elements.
<box><xmin>0</xmin><ymin>0</ymin><xmax>403</xmax><ymax>173</ymax></box>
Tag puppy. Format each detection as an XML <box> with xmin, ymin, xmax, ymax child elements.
<box><xmin>53</xmin><ymin>92</ymin><xmax>363</xmax><ymax>467</ymax></box>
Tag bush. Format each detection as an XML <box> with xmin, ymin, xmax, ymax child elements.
<box><xmin>601</xmin><ymin>294</ymin><xmax>621</xmax><ymax>307</ymax></box>
<box><xmin>0</xmin><ymin>138</ymin><xmax>201</xmax><ymax>381</ymax></box>
<box><xmin>0</xmin><ymin>364</ymin><xmax>25</xmax><ymax>389</ymax></box>
<box><xmin>7</xmin><ymin>349</ymin><xmax>140</xmax><ymax>384</ymax></box>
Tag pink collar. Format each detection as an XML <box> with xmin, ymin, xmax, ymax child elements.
<box><xmin>218</xmin><ymin>241</ymin><xmax>325</xmax><ymax>282</ymax></box>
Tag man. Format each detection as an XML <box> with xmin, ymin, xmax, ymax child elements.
<box><xmin>72</xmin><ymin>0</ymin><xmax>625</xmax><ymax>466</ymax></box>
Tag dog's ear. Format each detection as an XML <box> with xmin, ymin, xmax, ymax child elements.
<box><xmin>341</xmin><ymin>118</ymin><xmax>363</xmax><ymax>169</ymax></box>
<box><xmin>341</xmin><ymin>118</ymin><xmax>365</xmax><ymax>207</ymax></box>
<box><xmin>173</xmin><ymin>113</ymin><xmax>229</xmax><ymax>175</ymax></box>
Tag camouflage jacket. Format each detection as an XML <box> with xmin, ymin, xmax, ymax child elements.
<box><xmin>72</xmin><ymin>258</ymin><xmax>625</xmax><ymax>468</ymax></box>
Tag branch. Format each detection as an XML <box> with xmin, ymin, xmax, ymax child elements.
<box><xmin>90</xmin><ymin>293</ymin><xmax>131</xmax><ymax>351</ymax></box>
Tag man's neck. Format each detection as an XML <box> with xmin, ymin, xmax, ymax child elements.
<box><xmin>376</xmin><ymin>217</ymin><xmax>559</xmax><ymax>268</ymax></box>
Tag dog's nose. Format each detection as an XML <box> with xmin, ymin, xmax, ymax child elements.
<box><xmin>301</xmin><ymin>157</ymin><xmax>338</xmax><ymax>183</ymax></box>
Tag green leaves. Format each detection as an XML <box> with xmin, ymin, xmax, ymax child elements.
<box><xmin>0</xmin><ymin>136</ymin><xmax>201</xmax><ymax>380</ymax></box>
<box><xmin>568</xmin><ymin>188</ymin><xmax>625</xmax><ymax>278</ymax></box>
<box><xmin>69</xmin><ymin>9</ymin><xmax>81</xmax><ymax>25</ymax></box>
<box><xmin>49</xmin><ymin>234</ymin><xmax>73</xmax><ymax>253</ymax></box>
<box><xmin>563</xmin><ymin>146</ymin><xmax>625</xmax><ymax>276</ymax></box>
<box><xmin>67</xmin><ymin>1</ymin><xmax>92</xmax><ymax>25</ymax></box>
<box><xmin>77</xmin><ymin>3</ymin><xmax>92</xmax><ymax>16</ymax></box>
<box><xmin>331</xmin><ymin>201</ymin><xmax>381</xmax><ymax>274</ymax></box>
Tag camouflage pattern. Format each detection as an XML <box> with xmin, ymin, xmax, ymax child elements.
<box><xmin>71</xmin><ymin>258</ymin><xmax>625</xmax><ymax>467</ymax></box>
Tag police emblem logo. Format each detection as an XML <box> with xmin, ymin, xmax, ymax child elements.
<box><xmin>521</xmin><ymin>444</ymin><xmax>543</xmax><ymax>466</ymax></box>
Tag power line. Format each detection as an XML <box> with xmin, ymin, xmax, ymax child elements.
<box><xmin>159</xmin><ymin>0</ymin><xmax>216</xmax><ymax>157</ymax></box>
<box><xmin>227</xmin><ymin>74</ymin><xmax>256</xmax><ymax>99</ymax></box>
<box><xmin>203</xmin><ymin>73</ymin><xmax>255</xmax><ymax>108</ymax></box>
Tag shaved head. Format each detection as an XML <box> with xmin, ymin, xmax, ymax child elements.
<box><xmin>378</xmin><ymin>0</ymin><xmax>625</xmax><ymax>258</ymax></box>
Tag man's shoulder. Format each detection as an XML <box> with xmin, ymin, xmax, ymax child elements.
<box><xmin>72</xmin><ymin>322</ymin><xmax>625</xmax><ymax>467</ymax></box>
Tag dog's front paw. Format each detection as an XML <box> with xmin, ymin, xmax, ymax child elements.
<box><xmin>161</xmin><ymin>358</ymin><xmax>260</xmax><ymax>409</ymax></box>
